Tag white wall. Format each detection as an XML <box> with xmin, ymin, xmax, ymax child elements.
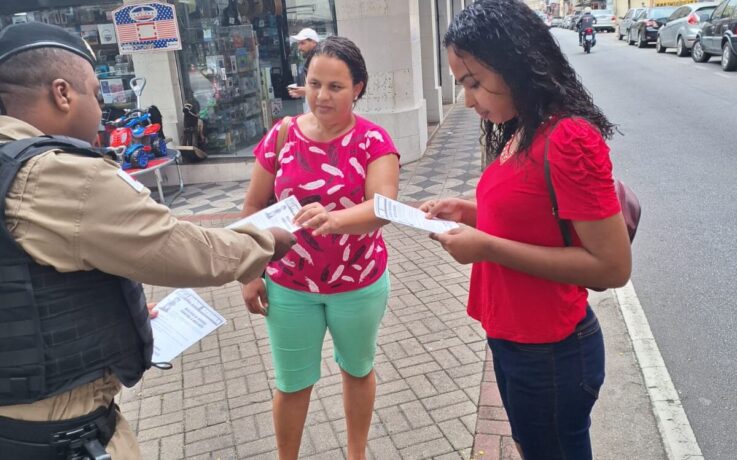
<box><xmin>418</xmin><ymin>0</ymin><xmax>443</xmax><ymax>124</ymax></box>
<box><xmin>437</xmin><ymin>0</ymin><xmax>456</xmax><ymax>105</ymax></box>
<box><xmin>335</xmin><ymin>0</ymin><xmax>428</xmax><ymax>163</ymax></box>
<box><xmin>123</xmin><ymin>0</ymin><xmax>183</xmax><ymax>145</ymax></box>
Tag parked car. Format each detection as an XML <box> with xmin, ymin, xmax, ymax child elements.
<box><xmin>618</xmin><ymin>8</ymin><xmax>646</xmax><ymax>40</ymax></box>
<box><xmin>570</xmin><ymin>11</ymin><xmax>582</xmax><ymax>30</ymax></box>
<box><xmin>656</xmin><ymin>2</ymin><xmax>718</xmax><ymax>56</ymax></box>
<box><xmin>562</xmin><ymin>15</ymin><xmax>574</xmax><ymax>29</ymax></box>
<box><xmin>593</xmin><ymin>10</ymin><xmax>617</xmax><ymax>32</ymax></box>
<box><xmin>628</xmin><ymin>7</ymin><xmax>678</xmax><ymax>47</ymax></box>
<box><xmin>551</xmin><ymin>16</ymin><xmax>564</xmax><ymax>27</ymax></box>
<box><xmin>691</xmin><ymin>0</ymin><xmax>737</xmax><ymax>70</ymax></box>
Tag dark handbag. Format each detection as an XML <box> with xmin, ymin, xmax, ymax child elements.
<box><xmin>542</xmin><ymin>119</ymin><xmax>641</xmax><ymax>290</ymax></box>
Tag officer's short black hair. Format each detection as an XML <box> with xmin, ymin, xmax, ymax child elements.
<box><xmin>0</xmin><ymin>48</ymin><xmax>91</xmax><ymax>113</ymax></box>
<box><xmin>0</xmin><ymin>21</ymin><xmax>95</xmax><ymax>67</ymax></box>
<box><xmin>0</xmin><ymin>22</ymin><xmax>96</xmax><ymax>113</ymax></box>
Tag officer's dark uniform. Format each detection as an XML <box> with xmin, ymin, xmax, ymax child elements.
<box><xmin>0</xmin><ymin>23</ymin><xmax>277</xmax><ymax>459</ymax></box>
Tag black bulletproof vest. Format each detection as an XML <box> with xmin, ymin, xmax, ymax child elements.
<box><xmin>0</xmin><ymin>136</ymin><xmax>154</xmax><ymax>406</ymax></box>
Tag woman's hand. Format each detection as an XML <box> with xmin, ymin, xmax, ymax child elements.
<box><xmin>430</xmin><ymin>225</ymin><xmax>492</xmax><ymax>264</ymax></box>
<box><xmin>242</xmin><ymin>278</ymin><xmax>268</xmax><ymax>316</ymax></box>
<box><xmin>420</xmin><ymin>197</ymin><xmax>474</xmax><ymax>225</ymax></box>
<box><xmin>293</xmin><ymin>202</ymin><xmax>340</xmax><ymax>236</ymax></box>
<box><xmin>146</xmin><ymin>302</ymin><xmax>158</xmax><ymax>319</ymax></box>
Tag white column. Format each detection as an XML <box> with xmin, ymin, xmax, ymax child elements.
<box><xmin>453</xmin><ymin>0</ymin><xmax>464</xmax><ymax>15</ymax></box>
<box><xmin>336</xmin><ymin>0</ymin><xmax>428</xmax><ymax>163</ymax></box>
<box><xmin>436</xmin><ymin>0</ymin><xmax>455</xmax><ymax>105</ymax></box>
<box><xmin>419</xmin><ymin>0</ymin><xmax>443</xmax><ymax>124</ymax></box>
<box><xmin>129</xmin><ymin>52</ymin><xmax>183</xmax><ymax>145</ymax></box>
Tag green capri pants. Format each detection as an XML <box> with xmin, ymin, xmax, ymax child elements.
<box><xmin>264</xmin><ymin>270</ymin><xmax>389</xmax><ymax>393</ymax></box>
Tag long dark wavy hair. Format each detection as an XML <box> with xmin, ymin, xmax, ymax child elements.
<box><xmin>444</xmin><ymin>0</ymin><xmax>615</xmax><ymax>164</ymax></box>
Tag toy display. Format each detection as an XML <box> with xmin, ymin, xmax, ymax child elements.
<box><xmin>105</xmin><ymin>78</ymin><xmax>169</xmax><ymax>170</ymax></box>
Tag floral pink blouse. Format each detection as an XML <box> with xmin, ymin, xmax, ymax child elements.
<box><xmin>254</xmin><ymin>114</ymin><xmax>399</xmax><ymax>294</ymax></box>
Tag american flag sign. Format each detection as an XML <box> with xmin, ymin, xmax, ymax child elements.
<box><xmin>112</xmin><ymin>2</ymin><xmax>182</xmax><ymax>54</ymax></box>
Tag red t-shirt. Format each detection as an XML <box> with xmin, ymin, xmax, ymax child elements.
<box><xmin>467</xmin><ymin>117</ymin><xmax>621</xmax><ymax>343</ymax></box>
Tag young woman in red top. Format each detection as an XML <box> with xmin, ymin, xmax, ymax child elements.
<box><xmin>421</xmin><ymin>1</ymin><xmax>632</xmax><ymax>459</ymax></box>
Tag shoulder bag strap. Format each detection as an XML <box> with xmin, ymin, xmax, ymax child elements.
<box><xmin>273</xmin><ymin>116</ymin><xmax>291</xmax><ymax>174</ymax></box>
<box><xmin>542</xmin><ymin>119</ymin><xmax>573</xmax><ymax>247</ymax></box>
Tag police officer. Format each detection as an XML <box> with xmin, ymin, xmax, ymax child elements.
<box><xmin>0</xmin><ymin>23</ymin><xmax>295</xmax><ymax>459</ymax></box>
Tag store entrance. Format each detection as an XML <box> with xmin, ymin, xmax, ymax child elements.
<box><xmin>176</xmin><ymin>0</ymin><xmax>294</xmax><ymax>157</ymax></box>
<box><xmin>175</xmin><ymin>0</ymin><xmax>337</xmax><ymax>157</ymax></box>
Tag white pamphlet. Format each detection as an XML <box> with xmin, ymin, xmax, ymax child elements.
<box><xmin>374</xmin><ymin>193</ymin><xmax>459</xmax><ymax>234</ymax></box>
<box><xmin>150</xmin><ymin>289</ymin><xmax>227</xmax><ymax>363</ymax></box>
<box><xmin>226</xmin><ymin>195</ymin><xmax>302</xmax><ymax>233</ymax></box>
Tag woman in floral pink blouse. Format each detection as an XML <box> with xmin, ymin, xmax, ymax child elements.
<box><xmin>240</xmin><ymin>36</ymin><xmax>400</xmax><ymax>460</ymax></box>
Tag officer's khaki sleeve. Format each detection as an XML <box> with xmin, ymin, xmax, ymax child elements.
<box><xmin>74</xmin><ymin>158</ymin><xmax>274</xmax><ymax>286</ymax></box>
<box><xmin>73</xmin><ymin>159</ymin><xmax>275</xmax><ymax>286</ymax></box>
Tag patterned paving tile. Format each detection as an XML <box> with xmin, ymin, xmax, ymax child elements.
<box><xmin>127</xmin><ymin>95</ymin><xmax>493</xmax><ymax>459</ymax></box>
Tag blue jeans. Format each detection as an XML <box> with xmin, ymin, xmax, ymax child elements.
<box><xmin>488</xmin><ymin>306</ymin><xmax>605</xmax><ymax>460</ymax></box>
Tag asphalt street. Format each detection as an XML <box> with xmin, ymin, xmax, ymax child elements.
<box><xmin>552</xmin><ymin>27</ymin><xmax>736</xmax><ymax>460</ymax></box>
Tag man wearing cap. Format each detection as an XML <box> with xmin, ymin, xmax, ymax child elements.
<box><xmin>287</xmin><ymin>28</ymin><xmax>320</xmax><ymax>104</ymax></box>
<box><xmin>0</xmin><ymin>22</ymin><xmax>295</xmax><ymax>459</ymax></box>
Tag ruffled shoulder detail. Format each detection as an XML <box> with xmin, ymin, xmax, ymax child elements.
<box><xmin>547</xmin><ymin>117</ymin><xmax>611</xmax><ymax>185</ymax></box>
<box><xmin>545</xmin><ymin>117</ymin><xmax>619</xmax><ymax>221</ymax></box>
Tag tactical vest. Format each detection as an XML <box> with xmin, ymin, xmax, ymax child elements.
<box><xmin>0</xmin><ymin>136</ymin><xmax>154</xmax><ymax>406</ymax></box>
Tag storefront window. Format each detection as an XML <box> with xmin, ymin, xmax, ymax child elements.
<box><xmin>0</xmin><ymin>2</ymin><xmax>137</xmax><ymax>124</ymax></box>
<box><xmin>176</xmin><ymin>0</ymin><xmax>284</xmax><ymax>156</ymax></box>
<box><xmin>175</xmin><ymin>0</ymin><xmax>336</xmax><ymax>157</ymax></box>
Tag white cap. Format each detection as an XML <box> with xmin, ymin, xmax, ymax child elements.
<box><xmin>289</xmin><ymin>28</ymin><xmax>319</xmax><ymax>44</ymax></box>
<box><xmin>584</xmin><ymin>7</ymin><xmax>592</xmax><ymax>13</ymax></box>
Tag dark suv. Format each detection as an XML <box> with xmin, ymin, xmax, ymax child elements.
<box><xmin>692</xmin><ymin>0</ymin><xmax>737</xmax><ymax>70</ymax></box>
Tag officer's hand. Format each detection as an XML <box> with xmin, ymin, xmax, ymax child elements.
<box><xmin>242</xmin><ymin>278</ymin><xmax>268</xmax><ymax>316</ymax></box>
<box><xmin>146</xmin><ymin>302</ymin><xmax>158</xmax><ymax>319</ymax></box>
<box><xmin>267</xmin><ymin>227</ymin><xmax>296</xmax><ymax>261</ymax></box>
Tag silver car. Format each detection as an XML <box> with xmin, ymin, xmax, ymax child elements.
<box><xmin>618</xmin><ymin>8</ymin><xmax>646</xmax><ymax>40</ymax></box>
<box><xmin>593</xmin><ymin>10</ymin><xmax>617</xmax><ymax>32</ymax></box>
<box><xmin>656</xmin><ymin>2</ymin><xmax>718</xmax><ymax>56</ymax></box>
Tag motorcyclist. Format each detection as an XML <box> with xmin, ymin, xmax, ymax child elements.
<box><xmin>577</xmin><ymin>7</ymin><xmax>597</xmax><ymax>46</ymax></box>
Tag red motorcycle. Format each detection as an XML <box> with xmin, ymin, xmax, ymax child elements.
<box><xmin>582</xmin><ymin>28</ymin><xmax>595</xmax><ymax>54</ymax></box>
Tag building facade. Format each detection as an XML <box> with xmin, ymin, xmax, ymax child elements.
<box><xmin>0</xmin><ymin>0</ymin><xmax>470</xmax><ymax>183</ymax></box>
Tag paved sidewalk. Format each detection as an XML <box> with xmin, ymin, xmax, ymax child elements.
<box><xmin>120</xmin><ymin>100</ymin><xmax>668</xmax><ymax>459</ymax></box>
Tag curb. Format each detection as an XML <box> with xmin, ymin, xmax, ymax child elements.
<box><xmin>614</xmin><ymin>281</ymin><xmax>704</xmax><ymax>460</ymax></box>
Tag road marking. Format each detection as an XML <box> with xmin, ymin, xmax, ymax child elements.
<box><xmin>715</xmin><ymin>72</ymin><xmax>733</xmax><ymax>79</ymax></box>
<box><xmin>614</xmin><ymin>281</ymin><xmax>704</xmax><ymax>460</ymax></box>
<box><xmin>693</xmin><ymin>65</ymin><xmax>708</xmax><ymax>70</ymax></box>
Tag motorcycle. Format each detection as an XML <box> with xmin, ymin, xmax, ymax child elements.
<box><xmin>583</xmin><ymin>27</ymin><xmax>595</xmax><ymax>53</ymax></box>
